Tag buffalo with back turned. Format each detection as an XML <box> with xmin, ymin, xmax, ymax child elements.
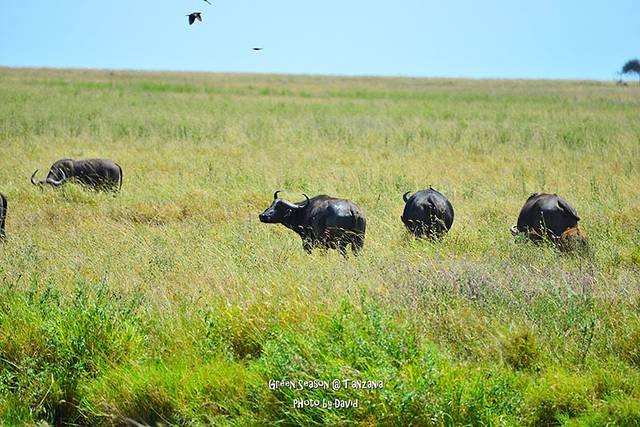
<box><xmin>511</xmin><ymin>192</ymin><xmax>586</xmax><ymax>251</ymax></box>
<box><xmin>401</xmin><ymin>187</ymin><xmax>454</xmax><ymax>238</ymax></box>
<box><xmin>31</xmin><ymin>158</ymin><xmax>122</xmax><ymax>191</ymax></box>
<box><xmin>259</xmin><ymin>191</ymin><xmax>366</xmax><ymax>257</ymax></box>
<box><xmin>0</xmin><ymin>192</ymin><xmax>6</xmax><ymax>239</ymax></box>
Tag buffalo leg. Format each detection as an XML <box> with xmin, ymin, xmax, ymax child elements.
<box><xmin>338</xmin><ymin>241</ymin><xmax>349</xmax><ymax>258</ymax></box>
<box><xmin>351</xmin><ymin>234</ymin><xmax>364</xmax><ymax>256</ymax></box>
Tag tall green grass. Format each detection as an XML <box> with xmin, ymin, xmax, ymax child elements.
<box><xmin>0</xmin><ymin>67</ymin><xmax>639</xmax><ymax>425</ymax></box>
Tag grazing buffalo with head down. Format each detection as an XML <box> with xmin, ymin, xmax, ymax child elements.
<box><xmin>259</xmin><ymin>191</ymin><xmax>366</xmax><ymax>257</ymax></box>
<box><xmin>31</xmin><ymin>158</ymin><xmax>122</xmax><ymax>191</ymax></box>
<box><xmin>0</xmin><ymin>193</ymin><xmax>6</xmax><ymax>239</ymax></box>
<box><xmin>510</xmin><ymin>192</ymin><xmax>586</xmax><ymax>251</ymax></box>
<box><xmin>401</xmin><ymin>187</ymin><xmax>454</xmax><ymax>238</ymax></box>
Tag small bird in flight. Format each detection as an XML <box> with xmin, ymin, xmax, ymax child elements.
<box><xmin>187</xmin><ymin>12</ymin><xmax>202</xmax><ymax>25</ymax></box>
<box><xmin>252</xmin><ymin>47</ymin><xmax>263</xmax><ymax>51</ymax></box>
<box><xmin>203</xmin><ymin>0</ymin><xmax>212</xmax><ymax>4</ymax></box>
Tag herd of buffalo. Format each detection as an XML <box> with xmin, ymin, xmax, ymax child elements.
<box><xmin>0</xmin><ymin>157</ymin><xmax>587</xmax><ymax>256</ymax></box>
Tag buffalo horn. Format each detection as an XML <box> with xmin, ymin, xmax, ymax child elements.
<box><xmin>300</xmin><ymin>193</ymin><xmax>310</xmax><ymax>208</ymax></box>
<box><xmin>30</xmin><ymin>170</ymin><xmax>40</xmax><ymax>186</ymax></box>
<box><xmin>47</xmin><ymin>168</ymin><xmax>66</xmax><ymax>186</ymax></box>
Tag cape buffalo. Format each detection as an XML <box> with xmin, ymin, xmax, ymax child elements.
<box><xmin>259</xmin><ymin>191</ymin><xmax>366</xmax><ymax>257</ymax></box>
<box><xmin>31</xmin><ymin>158</ymin><xmax>122</xmax><ymax>191</ymax></box>
<box><xmin>401</xmin><ymin>187</ymin><xmax>454</xmax><ymax>238</ymax></box>
<box><xmin>510</xmin><ymin>192</ymin><xmax>586</xmax><ymax>251</ymax></box>
<box><xmin>0</xmin><ymin>193</ymin><xmax>6</xmax><ymax>239</ymax></box>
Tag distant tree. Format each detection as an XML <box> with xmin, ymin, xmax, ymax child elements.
<box><xmin>622</xmin><ymin>59</ymin><xmax>640</xmax><ymax>84</ymax></box>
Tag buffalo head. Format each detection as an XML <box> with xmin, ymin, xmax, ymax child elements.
<box><xmin>259</xmin><ymin>191</ymin><xmax>309</xmax><ymax>223</ymax></box>
<box><xmin>31</xmin><ymin>168</ymin><xmax>67</xmax><ymax>187</ymax></box>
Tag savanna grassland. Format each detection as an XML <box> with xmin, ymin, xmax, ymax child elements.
<box><xmin>0</xmin><ymin>67</ymin><xmax>639</xmax><ymax>426</ymax></box>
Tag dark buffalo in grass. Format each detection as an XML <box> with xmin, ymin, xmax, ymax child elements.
<box><xmin>401</xmin><ymin>187</ymin><xmax>454</xmax><ymax>238</ymax></box>
<box><xmin>31</xmin><ymin>158</ymin><xmax>122</xmax><ymax>191</ymax></box>
<box><xmin>0</xmin><ymin>192</ymin><xmax>6</xmax><ymax>239</ymax></box>
<box><xmin>259</xmin><ymin>191</ymin><xmax>366</xmax><ymax>257</ymax></box>
<box><xmin>511</xmin><ymin>192</ymin><xmax>586</xmax><ymax>251</ymax></box>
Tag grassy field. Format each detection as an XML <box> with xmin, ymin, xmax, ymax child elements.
<box><xmin>0</xmin><ymin>67</ymin><xmax>639</xmax><ymax>426</ymax></box>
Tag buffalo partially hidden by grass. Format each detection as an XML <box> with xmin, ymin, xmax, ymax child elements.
<box><xmin>259</xmin><ymin>191</ymin><xmax>366</xmax><ymax>257</ymax></box>
<box><xmin>31</xmin><ymin>158</ymin><xmax>123</xmax><ymax>191</ymax></box>
<box><xmin>401</xmin><ymin>187</ymin><xmax>454</xmax><ymax>238</ymax></box>
<box><xmin>511</xmin><ymin>192</ymin><xmax>587</xmax><ymax>252</ymax></box>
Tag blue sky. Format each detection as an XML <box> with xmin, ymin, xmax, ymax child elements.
<box><xmin>1</xmin><ymin>0</ymin><xmax>638</xmax><ymax>80</ymax></box>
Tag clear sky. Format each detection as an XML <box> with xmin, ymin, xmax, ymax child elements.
<box><xmin>1</xmin><ymin>0</ymin><xmax>638</xmax><ymax>80</ymax></box>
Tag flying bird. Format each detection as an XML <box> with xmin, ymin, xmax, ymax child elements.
<box><xmin>187</xmin><ymin>12</ymin><xmax>202</xmax><ymax>25</ymax></box>
<box><xmin>252</xmin><ymin>47</ymin><xmax>263</xmax><ymax>51</ymax></box>
<box><xmin>203</xmin><ymin>0</ymin><xmax>212</xmax><ymax>3</ymax></box>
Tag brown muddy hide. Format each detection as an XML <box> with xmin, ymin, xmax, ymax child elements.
<box><xmin>558</xmin><ymin>227</ymin><xmax>589</xmax><ymax>254</ymax></box>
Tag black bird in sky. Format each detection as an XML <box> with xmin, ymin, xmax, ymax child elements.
<box><xmin>187</xmin><ymin>12</ymin><xmax>202</xmax><ymax>25</ymax></box>
<box><xmin>252</xmin><ymin>47</ymin><xmax>263</xmax><ymax>51</ymax></box>
<box><xmin>203</xmin><ymin>0</ymin><xmax>212</xmax><ymax>4</ymax></box>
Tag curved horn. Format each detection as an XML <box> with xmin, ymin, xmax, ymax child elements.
<box><xmin>299</xmin><ymin>193</ymin><xmax>310</xmax><ymax>208</ymax></box>
<box><xmin>31</xmin><ymin>170</ymin><xmax>40</xmax><ymax>186</ymax></box>
<box><xmin>273</xmin><ymin>190</ymin><xmax>281</xmax><ymax>200</ymax></box>
<box><xmin>47</xmin><ymin>168</ymin><xmax>66</xmax><ymax>187</ymax></box>
<box><xmin>403</xmin><ymin>191</ymin><xmax>412</xmax><ymax>203</ymax></box>
<box><xmin>510</xmin><ymin>225</ymin><xmax>519</xmax><ymax>236</ymax></box>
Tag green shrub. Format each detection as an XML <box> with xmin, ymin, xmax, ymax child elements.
<box><xmin>566</xmin><ymin>398</ymin><xmax>640</xmax><ymax>426</ymax></box>
<box><xmin>502</xmin><ymin>329</ymin><xmax>541</xmax><ymax>371</ymax></box>
<box><xmin>524</xmin><ymin>370</ymin><xmax>595</xmax><ymax>426</ymax></box>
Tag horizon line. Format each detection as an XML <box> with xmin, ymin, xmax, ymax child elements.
<box><xmin>1</xmin><ymin>65</ymin><xmax>629</xmax><ymax>84</ymax></box>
